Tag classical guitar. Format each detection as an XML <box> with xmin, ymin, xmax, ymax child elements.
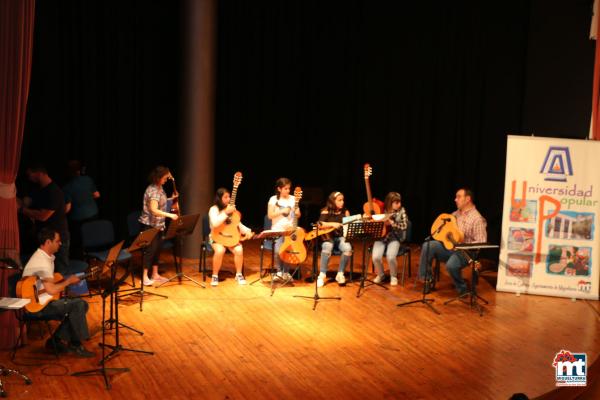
<box><xmin>211</xmin><ymin>172</ymin><xmax>243</xmax><ymax>247</ymax></box>
<box><xmin>278</xmin><ymin>187</ymin><xmax>307</xmax><ymax>264</ymax></box>
<box><xmin>431</xmin><ymin>213</ymin><xmax>464</xmax><ymax>250</ymax></box>
<box><xmin>16</xmin><ymin>266</ymin><xmax>100</xmax><ymax>313</ymax></box>
<box><xmin>362</xmin><ymin>163</ymin><xmax>384</xmax><ymax>217</ymax></box>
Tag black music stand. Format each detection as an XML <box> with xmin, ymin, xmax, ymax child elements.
<box><xmin>157</xmin><ymin>213</ymin><xmax>203</xmax><ymax>288</ymax></box>
<box><xmin>71</xmin><ymin>269</ymin><xmax>131</xmax><ymax>389</ymax></box>
<box><xmin>294</xmin><ymin>223</ymin><xmax>341</xmax><ymax>310</ymax></box>
<box><xmin>101</xmin><ymin>241</ymin><xmax>143</xmax><ymax>335</ymax></box>
<box><xmin>397</xmin><ymin>221</ymin><xmax>449</xmax><ymax>315</ymax></box>
<box><xmin>0</xmin><ymin>257</ymin><xmax>32</xmax><ymax>397</ymax></box>
<box><xmin>444</xmin><ymin>244</ymin><xmax>496</xmax><ymax>316</ymax></box>
<box><xmin>121</xmin><ymin>227</ymin><xmax>167</xmax><ymax>311</ymax></box>
<box><xmin>346</xmin><ymin>220</ymin><xmax>385</xmax><ymax>297</ymax></box>
<box><xmin>249</xmin><ymin>229</ymin><xmax>293</xmax><ymax>287</ymax></box>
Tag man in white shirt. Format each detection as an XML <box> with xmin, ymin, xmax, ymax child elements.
<box><xmin>22</xmin><ymin>228</ymin><xmax>94</xmax><ymax>358</ymax></box>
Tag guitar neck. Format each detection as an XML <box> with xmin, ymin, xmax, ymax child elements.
<box><xmin>230</xmin><ymin>185</ymin><xmax>238</xmax><ymax>207</ymax></box>
<box><xmin>364</xmin><ymin>178</ymin><xmax>375</xmax><ymax>214</ymax></box>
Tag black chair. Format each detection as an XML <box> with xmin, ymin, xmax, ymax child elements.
<box><xmin>81</xmin><ymin>219</ymin><xmax>134</xmax><ymax>288</ymax></box>
<box><xmin>8</xmin><ymin>272</ymin><xmax>64</xmax><ymax>361</ymax></box>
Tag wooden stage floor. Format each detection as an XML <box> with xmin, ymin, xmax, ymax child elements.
<box><xmin>1</xmin><ymin>241</ymin><xmax>599</xmax><ymax>399</ymax></box>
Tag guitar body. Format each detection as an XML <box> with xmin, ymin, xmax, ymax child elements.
<box><xmin>279</xmin><ymin>227</ymin><xmax>308</xmax><ymax>264</ymax></box>
<box><xmin>431</xmin><ymin>213</ymin><xmax>464</xmax><ymax>250</ymax></box>
<box><xmin>211</xmin><ymin>210</ymin><xmax>242</xmax><ymax>247</ymax></box>
<box><xmin>363</xmin><ymin>198</ymin><xmax>384</xmax><ymax>217</ymax></box>
<box><xmin>17</xmin><ymin>272</ymin><xmax>62</xmax><ymax>313</ymax></box>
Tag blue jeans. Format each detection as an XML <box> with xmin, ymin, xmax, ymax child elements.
<box><xmin>274</xmin><ymin>236</ymin><xmax>291</xmax><ymax>273</ymax></box>
<box><xmin>418</xmin><ymin>240</ymin><xmax>468</xmax><ymax>293</ymax></box>
<box><xmin>320</xmin><ymin>237</ymin><xmax>352</xmax><ymax>274</ymax></box>
<box><xmin>372</xmin><ymin>240</ymin><xmax>401</xmax><ymax>277</ymax></box>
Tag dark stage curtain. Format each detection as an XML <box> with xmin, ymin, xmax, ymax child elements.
<box><xmin>0</xmin><ymin>0</ymin><xmax>35</xmax><ymax>349</ymax></box>
<box><xmin>19</xmin><ymin>1</ymin><xmax>184</xmax><ymax>241</ymax></box>
<box><xmin>17</xmin><ymin>1</ymin><xmax>595</xmax><ymax>255</ymax></box>
<box><xmin>214</xmin><ymin>0</ymin><xmax>595</xmax><ymax>242</ymax></box>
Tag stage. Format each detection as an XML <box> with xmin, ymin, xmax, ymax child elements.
<box><xmin>1</xmin><ymin>240</ymin><xmax>599</xmax><ymax>399</ymax></box>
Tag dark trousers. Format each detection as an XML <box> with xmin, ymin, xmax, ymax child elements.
<box><xmin>29</xmin><ymin>298</ymin><xmax>90</xmax><ymax>344</ymax></box>
<box><xmin>140</xmin><ymin>223</ymin><xmax>163</xmax><ymax>268</ymax></box>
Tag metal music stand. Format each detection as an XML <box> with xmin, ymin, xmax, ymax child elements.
<box><xmin>157</xmin><ymin>213</ymin><xmax>203</xmax><ymax>288</ymax></box>
<box><xmin>444</xmin><ymin>243</ymin><xmax>498</xmax><ymax>316</ymax></box>
<box><xmin>101</xmin><ymin>241</ymin><xmax>143</xmax><ymax>335</ymax></box>
<box><xmin>71</xmin><ymin>255</ymin><xmax>132</xmax><ymax>389</ymax></box>
<box><xmin>121</xmin><ymin>227</ymin><xmax>167</xmax><ymax>311</ymax></box>
<box><xmin>0</xmin><ymin>257</ymin><xmax>32</xmax><ymax>397</ymax></box>
<box><xmin>345</xmin><ymin>220</ymin><xmax>385</xmax><ymax>297</ymax></box>
<box><xmin>250</xmin><ymin>229</ymin><xmax>295</xmax><ymax>296</ymax></box>
<box><xmin>294</xmin><ymin>223</ymin><xmax>341</xmax><ymax>310</ymax></box>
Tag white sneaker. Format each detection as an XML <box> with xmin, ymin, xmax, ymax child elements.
<box><xmin>335</xmin><ymin>272</ymin><xmax>346</xmax><ymax>285</ymax></box>
<box><xmin>390</xmin><ymin>276</ymin><xmax>399</xmax><ymax>286</ymax></box>
<box><xmin>235</xmin><ymin>274</ymin><xmax>246</xmax><ymax>285</ymax></box>
<box><xmin>283</xmin><ymin>272</ymin><xmax>293</xmax><ymax>282</ymax></box>
<box><xmin>373</xmin><ymin>274</ymin><xmax>385</xmax><ymax>284</ymax></box>
<box><xmin>317</xmin><ymin>272</ymin><xmax>326</xmax><ymax>288</ymax></box>
<box><xmin>142</xmin><ymin>278</ymin><xmax>154</xmax><ymax>286</ymax></box>
<box><xmin>274</xmin><ymin>271</ymin><xmax>284</xmax><ymax>281</ymax></box>
<box><xmin>211</xmin><ymin>275</ymin><xmax>219</xmax><ymax>286</ymax></box>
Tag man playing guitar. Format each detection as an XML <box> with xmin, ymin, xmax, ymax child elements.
<box><xmin>417</xmin><ymin>188</ymin><xmax>487</xmax><ymax>295</ymax></box>
<box><xmin>20</xmin><ymin>228</ymin><xmax>95</xmax><ymax>357</ymax></box>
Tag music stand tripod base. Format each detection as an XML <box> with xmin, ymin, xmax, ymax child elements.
<box><xmin>397</xmin><ymin>236</ymin><xmax>440</xmax><ymax>315</ymax></box>
<box><xmin>157</xmin><ymin>213</ymin><xmax>205</xmax><ymax>288</ymax></box>
<box><xmin>343</xmin><ymin>220</ymin><xmax>387</xmax><ymax>297</ymax></box>
<box><xmin>125</xmin><ymin>227</ymin><xmax>169</xmax><ymax>311</ymax></box>
<box><xmin>293</xmin><ymin>224</ymin><xmax>341</xmax><ymax>310</ymax></box>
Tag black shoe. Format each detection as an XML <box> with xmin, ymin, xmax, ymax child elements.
<box><xmin>68</xmin><ymin>344</ymin><xmax>95</xmax><ymax>358</ymax></box>
<box><xmin>45</xmin><ymin>338</ymin><xmax>69</xmax><ymax>353</ymax></box>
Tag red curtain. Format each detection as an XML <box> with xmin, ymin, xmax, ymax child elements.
<box><xmin>0</xmin><ymin>0</ymin><xmax>35</xmax><ymax>349</ymax></box>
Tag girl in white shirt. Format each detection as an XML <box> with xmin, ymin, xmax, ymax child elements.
<box><xmin>208</xmin><ymin>188</ymin><xmax>254</xmax><ymax>286</ymax></box>
<box><xmin>267</xmin><ymin>177</ymin><xmax>301</xmax><ymax>280</ymax></box>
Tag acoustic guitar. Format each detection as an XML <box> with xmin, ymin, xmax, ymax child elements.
<box><xmin>362</xmin><ymin>163</ymin><xmax>384</xmax><ymax>217</ymax></box>
<box><xmin>431</xmin><ymin>213</ymin><xmax>464</xmax><ymax>250</ymax></box>
<box><xmin>278</xmin><ymin>187</ymin><xmax>307</xmax><ymax>264</ymax></box>
<box><xmin>211</xmin><ymin>172</ymin><xmax>243</xmax><ymax>247</ymax></box>
<box><xmin>17</xmin><ymin>266</ymin><xmax>100</xmax><ymax>313</ymax></box>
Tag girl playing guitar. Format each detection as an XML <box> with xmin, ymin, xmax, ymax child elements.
<box><xmin>267</xmin><ymin>177</ymin><xmax>301</xmax><ymax>281</ymax></box>
<box><xmin>208</xmin><ymin>187</ymin><xmax>254</xmax><ymax>286</ymax></box>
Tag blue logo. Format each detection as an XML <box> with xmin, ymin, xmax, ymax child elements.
<box><xmin>540</xmin><ymin>146</ymin><xmax>573</xmax><ymax>182</ymax></box>
<box><xmin>553</xmin><ymin>350</ymin><xmax>587</xmax><ymax>387</ymax></box>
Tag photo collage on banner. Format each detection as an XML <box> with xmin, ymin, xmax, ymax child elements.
<box><xmin>498</xmin><ymin>136</ymin><xmax>599</xmax><ymax>300</ymax></box>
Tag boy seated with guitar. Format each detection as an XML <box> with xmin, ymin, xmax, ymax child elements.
<box><xmin>417</xmin><ymin>188</ymin><xmax>487</xmax><ymax>295</ymax></box>
<box><xmin>19</xmin><ymin>228</ymin><xmax>95</xmax><ymax>357</ymax></box>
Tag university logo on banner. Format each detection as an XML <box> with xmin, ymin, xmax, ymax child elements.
<box><xmin>552</xmin><ymin>350</ymin><xmax>587</xmax><ymax>387</ymax></box>
<box><xmin>540</xmin><ymin>146</ymin><xmax>573</xmax><ymax>182</ymax></box>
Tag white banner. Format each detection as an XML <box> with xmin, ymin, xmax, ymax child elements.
<box><xmin>498</xmin><ymin>136</ymin><xmax>600</xmax><ymax>300</ymax></box>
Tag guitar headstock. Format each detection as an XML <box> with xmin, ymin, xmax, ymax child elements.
<box><xmin>294</xmin><ymin>186</ymin><xmax>303</xmax><ymax>202</ymax></box>
<box><xmin>233</xmin><ymin>172</ymin><xmax>243</xmax><ymax>188</ymax></box>
<box><xmin>364</xmin><ymin>163</ymin><xmax>372</xmax><ymax>180</ymax></box>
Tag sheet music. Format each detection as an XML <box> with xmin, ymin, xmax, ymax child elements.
<box><xmin>342</xmin><ymin>214</ymin><xmax>363</xmax><ymax>237</ymax></box>
<box><xmin>0</xmin><ymin>297</ymin><xmax>31</xmax><ymax>309</ymax></box>
<box><xmin>35</xmin><ymin>278</ymin><xmax>53</xmax><ymax>306</ymax></box>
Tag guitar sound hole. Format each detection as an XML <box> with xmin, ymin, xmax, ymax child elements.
<box><xmin>225</xmin><ymin>218</ymin><xmax>231</xmax><ymax>224</ymax></box>
<box><xmin>291</xmin><ymin>234</ymin><xmax>297</xmax><ymax>241</ymax></box>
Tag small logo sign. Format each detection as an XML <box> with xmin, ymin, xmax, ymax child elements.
<box><xmin>540</xmin><ymin>146</ymin><xmax>573</xmax><ymax>182</ymax></box>
<box><xmin>553</xmin><ymin>350</ymin><xmax>587</xmax><ymax>386</ymax></box>
<box><xmin>577</xmin><ymin>280</ymin><xmax>592</xmax><ymax>293</ymax></box>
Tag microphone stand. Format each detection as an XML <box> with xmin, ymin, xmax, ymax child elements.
<box><xmin>294</xmin><ymin>222</ymin><xmax>341</xmax><ymax>310</ymax></box>
<box><xmin>397</xmin><ymin>219</ymin><xmax>450</xmax><ymax>315</ymax></box>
